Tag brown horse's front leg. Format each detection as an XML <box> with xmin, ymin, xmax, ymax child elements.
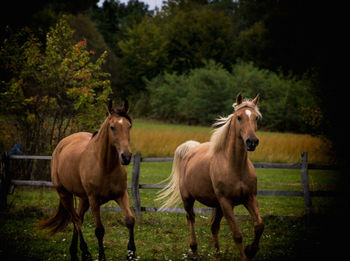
<box><xmin>116</xmin><ymin>191</ymin><xmax>136</xmax><ymax>259</ymax></box>
<box><xmin>88</xmin><ymin>196</ymin><xmax>106</xmax><ymax>261</ymax></box>
<box><xmin>244</xmin><ymin>196</ymin><xmax>264</xmax><ymax>259</ymax></box>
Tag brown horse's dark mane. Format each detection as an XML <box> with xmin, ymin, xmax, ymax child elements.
<box><xmin>113</xmin><ymin>107</ymin><xmax>132</xmax><ymax>125</ymax></box>
<box><xmin>91</xmin><ymin>107</ymin><xmax>132</xmax><ymax>140</ymax></box>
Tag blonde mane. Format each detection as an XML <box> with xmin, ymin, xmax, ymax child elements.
<box><xmin>210</xmin><ymin>99</ymin><xmax>262</xmax><ymax>153</ymax></box>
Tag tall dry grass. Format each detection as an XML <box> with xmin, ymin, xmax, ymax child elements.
<box><xmin>130</xmin><ymin>120</ymin><xmax>334</xmax><ymax>164</ymax></box>
<box><xmin>249</xmin><ymin>132</ymin><xmax>334</xmax><ymax>164</ymax></box>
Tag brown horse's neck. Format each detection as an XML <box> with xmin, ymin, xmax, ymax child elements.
<box><xmin>225</xmin><ymin>120</ymin><xmax>248</xmax><ymax>172</ymax></box>
<box><xmin>93</xmin><ymin>118</ymin><xmax>120</xmax><ymax>172</ymax></box>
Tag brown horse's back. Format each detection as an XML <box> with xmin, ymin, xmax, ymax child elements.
<box><xmin>51</xmin><ymin>132</ymin><xmax>92</xmax><ymax>197</ymax></box>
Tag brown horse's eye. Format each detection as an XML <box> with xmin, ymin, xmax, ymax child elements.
<box><xmin>237</xmin><ymin>116</ymin><xmax>242</xmax><ymax>121</ymax></box>
<box><xmin>110</xmin><ymin>126</ymin><xmax>115</xmax><ymax>131</ymax></box>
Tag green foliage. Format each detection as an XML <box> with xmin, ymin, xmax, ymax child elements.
<box><xmin>145</xmin><ymin>60</ymin><xmax>316</xmax><ymax>131</ymax></box>
<box><xmin>0</xmin><ymin>16</ymin><xmax>112</xmax><ymax>154</ymax></box>
<box><xmin>146</xmin><ymin>61</ymin><xmax>233</xmax><ymax>124</ymax></box>
<box><xmin>118</xmin><ymin>16</ymin><xmax>169</xmax><ymax>94</ymax></box>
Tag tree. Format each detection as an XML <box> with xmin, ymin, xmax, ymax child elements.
<box><xmin>0</xmin><ymin>16</ymin><xmax>112</xmax><ymax>155</ymax></box>
<box><xmin>118</xmin><ymin>16</ymin><xmax>169</xmax><ymax>95</ymax></box>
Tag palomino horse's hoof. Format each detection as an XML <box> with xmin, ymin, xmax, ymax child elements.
<box><xmin>244</xmin><ymin>244</ymin><xmax>259</xmax><ymax>259</ymax></box>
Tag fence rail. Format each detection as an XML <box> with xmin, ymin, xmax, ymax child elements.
<box><xmin>0</xmin><ymin>152</ymin><xmax>337</xmax><ymax>217</ymax></box>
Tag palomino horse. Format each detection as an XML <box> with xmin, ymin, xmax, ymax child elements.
<box><xmin>38</xmin><ymin>101</ymin><xmax>135</xmax><ymax>261</ymax></box>
<box><xmin>157</xmin><ymin>93</ymin><xmax>264</xmax><ymax>261</ymax></box>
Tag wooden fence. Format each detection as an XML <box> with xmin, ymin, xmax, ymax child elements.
<box><xmin>0</xmin><ymin>152</ymin><xmax>337</xmax><ymax>217</ymax></box>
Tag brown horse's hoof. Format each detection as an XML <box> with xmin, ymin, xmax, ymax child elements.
<box><xmin>244</xmin><ymin>244</ymin><xmax>259</xmax><ymax>259</ymax></box>
<box><xmin>82</xmin><ymin>252</ymin><xmax>92</xmax><ymax>261</ymax></box>
<box><xmin>126</xmin><ymin>250</ymin><xmax>135</xmax><ymax>260</ymax></box>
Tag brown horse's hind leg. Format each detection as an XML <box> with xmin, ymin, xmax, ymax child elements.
<box><xmin>183</xmin><ymin>197</ymin><xmax>198</xmax><ymax>257</ymax></box>
<box><xmin>116</xmin><ymin>191</ymin><xmax>136</xmax><ymax>260</ymax></box>
<box><xmin>211</xmin><ymin>207</ymin><xmax>223</xmax><ymax>252</ymax></box>
<box><xmin>244</xmin><ymin>196</ymin><xmax>264</xmax><ymax>259</ymax></box>
<box><xmin>70</xmin><ymin>198</ymin><xmax>90</xmax><ymax>261</ymax></box>
<box><xmin>58</xmin><ymin>190</ymin><xmax>92</xmax><ymax>261</ymax></box>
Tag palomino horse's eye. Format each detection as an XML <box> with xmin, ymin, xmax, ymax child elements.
<box><xmin>237</xmin><ymin>116</ymin><xmax>242</xmax><ymax>121</ymax></box>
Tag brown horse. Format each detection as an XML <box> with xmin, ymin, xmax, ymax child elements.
<box><xmin>157</xmin><ymin>93</ymin><xmax>264</xmax><ymax>261</ymax></box>
<box><xmin>38</xmin><ymin>101</ymin><xmax>135</xmax><ymax>261</ymax></box>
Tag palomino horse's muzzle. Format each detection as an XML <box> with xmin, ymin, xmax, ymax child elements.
<box><xmin>245</xmin><ymin>137</ymin><xmax>259</xmax><ymax>151</ymax></box>
<box><xmin>120</xmin><ymin>152</ymin><xmax>132</xmax><ymax>165</ymax></box>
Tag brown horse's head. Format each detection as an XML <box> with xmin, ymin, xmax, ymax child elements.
<box><xmin>107</xmin><ymin>100</ymin><xmax>132</xmax><ymax>165</ymax></box>
<box><xmin>233</xmin><ymin>93</ymin><xmax>261</xmax><ymax>151</ymax></box>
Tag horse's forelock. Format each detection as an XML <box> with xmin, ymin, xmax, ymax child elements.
<box><xmin>112</xmin><ymin>108</ymin><xmax>132</xmax><ymax>125</ymax></box>
<box><xmin>232</xmin><ymin>99</ymin><xmax>262</xmax><ymax>119</ymax></box>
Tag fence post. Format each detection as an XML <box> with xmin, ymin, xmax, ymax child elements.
<box><xmin>131</xmin><ymin>153</ymin><xmax>142</xmax><ymax>218</ymax></box>
<box><xmin>0</xmin><ymin>152</ymin><xmax>10</xmax><ymax>209</ymax></box>
<box><xmin>301</xmin><ymin>152</ymin><xmax>312</xmax><ymax>216</ymax></box>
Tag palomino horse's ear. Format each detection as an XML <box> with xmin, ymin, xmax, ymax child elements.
<box><xmin>236</xmin><ymin>93</ymin><xmax>243</xmax><ymax>105</ymax></box>
<box><xmin>122</xmin><ymin>100</ymin><xmax>129</xmax><ymax>113</ymax></box>
<box><xmin>252</xmin><ymin>94</ymin><xmax>260</xmax><ymax>105</ymax></box>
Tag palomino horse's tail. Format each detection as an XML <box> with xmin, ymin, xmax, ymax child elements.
<box><xmin>156</xmin><ymin>140</ymin><xmax>200</xmax><ymax>211</ymax></box>
<box><xmin>37</xmin><ymin>200</ymin><xmax>72</xmax><ymax>236</ymax></box>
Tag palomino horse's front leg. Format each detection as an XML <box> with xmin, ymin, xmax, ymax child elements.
<box><xmin>116</xmin><ymin>191</ymin><xmax>136</xmax><ymax>259</ymax></box>
<box><xmin>244</xmin><ymin>196</ymin><xmax>264</xmax><ymax>259</ymax></box>
<box><xmin>218</xmin><ymin>197</ymin><xmax>248</xmax><ymax>261</ymax></box>
<box><xmin>211</xmin><ymin>207</ymin><xmax>223</xmax><ymax>252</ymax></box>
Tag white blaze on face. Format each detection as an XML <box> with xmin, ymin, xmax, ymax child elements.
<box><xmin>118</xmin><ymin>119</ymin><xmax>123</xmax><ymax>124</ymax></box>
<box><xmin>245</xmin><ymin>109</ymin><xmax>251</xmax><ymax>118</ymax></box>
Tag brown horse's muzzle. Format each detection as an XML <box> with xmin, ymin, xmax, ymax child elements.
<box><xmin>245</xmin><ymin>137</ymin><xmax>259</xmax><ymax>151</ymax></box>
<box><xmin>120</xmin><ymin>151</ymin><xmax>132</xmax><ymax>165</ymax></box>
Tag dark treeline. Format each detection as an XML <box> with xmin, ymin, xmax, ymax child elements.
<box><xmin>0</xmin><ymin>0</ymin><xmax>344</xmax><ymax>159</ymax></box>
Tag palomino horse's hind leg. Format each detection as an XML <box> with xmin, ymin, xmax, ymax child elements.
<box><xmin>218</xmin><ymin>197</ymin><xmax>248</xmax><ymax>261</ymax></box>
<box><xmin>58</xmin><ymin>191</ymin><xmax>92</xmax><ymax>261</ymax></box>
<box><xmin>211</xmin><ymin>207</ymin><xmax>223</xmax><ymax>252</ymax></box>
<box><xmin>244</xmin><ymin>196</ymin><xmax>264</xmax><ymax>259</ymax></box>
<box><xmin>115</xmin><ymin>190</ymin><xmax>136</xmax><ymax>259</ymax></box>
<box><xmin>70</xmin><ymin>198</ymin><xmax>90</xmax><ymax>261</ymax></box>
<box><xmin>183</xmin><ymin>197</ymin><xmax>198</xmax><ymax>257</ymax></box>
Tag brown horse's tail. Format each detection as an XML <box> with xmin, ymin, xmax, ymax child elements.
<box><xmin>156</xmin><ymin>140</ymin><xmax>200</xmax><ymax>211</ymax></box>
<box><xmin>37</xmin><ymin>200</ymin><xmax>72</xmax><ymax>236</ymax></box>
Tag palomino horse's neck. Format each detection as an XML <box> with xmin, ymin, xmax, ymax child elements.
<box><xmin>225</xmin><ymin>119</ymin><xmax>248</xmax><ymax>172</ymax></box>
<box><xmin>92</xmin><ymin>117</ymin><xmax>120</xmax><ymax>172</ymax></box>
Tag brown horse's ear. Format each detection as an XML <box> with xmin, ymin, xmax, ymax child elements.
<box><xmin>252</xmin><ymin>93</ymin><xmax>260</xmax><ymax>105</ymax></box>
<box><xmin>107</xmin><ymin>100</ymin><xmax>114</xmax><ymax>114</ymax></box>
<box><xmin>122</xmin><ymin>100</ymin><xmax>129</xmax><ymax>113</ymax></box>
<box><xmin>236</xmin><ymin>93</ymin><xmax>243</xmax><ymax>105</ymax></box>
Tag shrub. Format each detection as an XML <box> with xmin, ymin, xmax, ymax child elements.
<box><xmin>145</xmin><ymin>60</ymin><xmax>317</xmax><ymax>132</ymax></box>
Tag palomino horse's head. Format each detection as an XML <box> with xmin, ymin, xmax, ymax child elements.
<box><xmin>107</xmin><ymin>100</ymin><xmax>132</xmax><ymax>165</ymax></box>
<box><xmin>233</xmin><ymin>93</ymin><xmax>261</xmax><ymax>151</ymax></box>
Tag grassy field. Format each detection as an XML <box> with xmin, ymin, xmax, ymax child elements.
<box><xmin>0</xmin><ymin>119</ymin><xmax>340</xmax><ymax>260</ymax></box>
<box><xmin>1</xmin><ymin>161</ymin><xmax>340</xmax><ymax>260</ymax></box>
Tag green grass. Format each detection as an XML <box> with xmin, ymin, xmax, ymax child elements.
<box><xmin>1</xmin><ymin>160</ymin><xmax>340</xmax><ymax>260</ymax></box>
